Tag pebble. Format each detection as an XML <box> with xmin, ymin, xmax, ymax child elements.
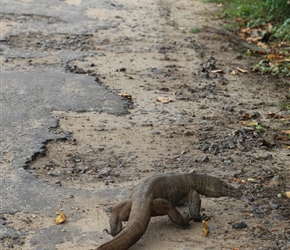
<box><xmin>228</xmin><ymin>141</ymin><xmax>236</xmax><ymax>149</ymax></box>
<box><xmin>269</xmin><ymin>201</ymin><xmax>279</xmax><ymax>210</ymax></box>
<box><xmin>55</xmin><ymin>180</ymin><xmax>61</xmax><ymax>185</ymax></box>
<box><xmin>98</xmin><ymin>167</ymin><xmax>111</xmax><ymax>177</ymax></box>
<box><xmin>232</xmin><ymin>221</ymin><xmax>247</xmax><ymax>229</ymax></box>
<box><xmin>209</xmin><ymin>143</ymin><xmax>219</xmax><ymax>155</ymax></box>
<box><xmin>0</xmin><ymin>218</ymin><xmax>6</xmax><ymax>225</ymax></box>
<box><xmin>202</xmin><ymin>155</ymin><xmax>210</xmax><ymax>162</ymax></box>
<box><xmin>183</xmin><ymin>131</ymin><xmax>193</xmax><ymax>136</ymax></box>
<box><xmin>272</xmin><ymin>212</ymin><xmax>285</xmax><ymax>220</ymax></box>
<box><xmin>199</xmin><ymin>104</ymin><xmax>208</xmax><ymax>109</ymax></box>
<box><xmin>209</xmin><ymin>224</ymin><xmax>218</xmax><ymax>231</ymax></box>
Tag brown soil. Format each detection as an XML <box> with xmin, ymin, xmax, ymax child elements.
<box><xmin>3</xmin><ymin>0</ymin><xmax>290</xmax><ymax>249</ymax></box>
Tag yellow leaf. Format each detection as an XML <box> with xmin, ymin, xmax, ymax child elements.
<box><xmin>282</xmin><ymin>130</ymin><xmax>290</xmax><ymax>135</ymax></box>
<box><xmin>247</xmin><ymin>178</ymin><xmax>256</xmax><ymax>182</ymax></box>
<box><xmin>285</xmin><ymin>191</ymin><xmax>290</xmax><ymax>198</ymax></box>
<box><xmin>54</xmin><ymin>212</ymin><xmax>66</xmax><ymax>224</ymax></box>
<box><xmin>202</xmin><ymin>220</ymin><xmax>209</xmax><ymax>237</ymax></box>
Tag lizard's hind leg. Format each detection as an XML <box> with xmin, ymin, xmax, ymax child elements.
<box><xmin>151</xmin><ymin>198</ymin><xmax>192</xmax><ymax>226</ymax></box>
<box><xmin>108</xmin><ymin>199</ymin><xmax>132</xmax><ymax>236</ymax></box>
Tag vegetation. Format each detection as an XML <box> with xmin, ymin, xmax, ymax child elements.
<box><xmin>209</xmin><ymin>0</ymin><xmax>290</xmax><ymax>76</ymax></box>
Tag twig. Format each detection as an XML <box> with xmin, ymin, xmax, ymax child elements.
<box><xmin>242</xmin><ymin>195</ymin><xmax>266</xmax><ymax>214</ymax></box>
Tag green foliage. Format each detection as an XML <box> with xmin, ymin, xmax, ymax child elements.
<box><xmin>271</xmin><ymin>18</ymin><xmax>290</xmax><ymax>40</ymax></box>
<box><xmin>253</xmin><ymin>59</ymin><xmax>290</xmax><ymax>76</ymax></box>
<box><xmin>213</xmin><ymin>0</ymin><xmax>290</xmax><ymax>40</ymax></box>
<box><xmin>264</xmin><ymin>0</ymin><xmax>290</xmax><ymax>23</ymax></box>
<box><xmin>210</xmin><ymin>0</ymin><xmax>290</xmax><ymax>75</ymax></box>
<box><xmin>189</xmin><ymin>27</ymin><xmax>202</xmax><ymax>34</ymax></box>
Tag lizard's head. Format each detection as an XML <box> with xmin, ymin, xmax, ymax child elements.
<box><xmin>220</xmin><ymin>181</ymin><xmax>243</xmax><ymax>199</ymax></box>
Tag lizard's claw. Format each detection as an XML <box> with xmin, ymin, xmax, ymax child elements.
<box><xmin>103</xmin><ymin>229</ymin><xmax>112</xmax><ymax>235</ymax></box>
<box><xmin>200</xmin><ymin>213</ymin><xmax>210</xmax><ymax>221</ymax></box>
<box><xmin>192</xmin><ymin>213</ymin><xmax>210</xmax><ymax>222</ymax></box>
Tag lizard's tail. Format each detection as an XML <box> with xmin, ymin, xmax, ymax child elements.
<box><xmin>97</xmin><ymin>207</ymin><xmax>151</xmax><ymax>250</ymax></box>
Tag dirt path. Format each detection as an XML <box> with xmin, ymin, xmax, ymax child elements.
<box><xmin>2</xmin><ymin>0</ymin><xmax>289</xmax><ymax>249</ymax></box>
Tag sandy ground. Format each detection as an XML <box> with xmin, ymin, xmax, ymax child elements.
<box><xmin>1</xmin><ymin>0</ymin><xmax>290</xmax><ymax>249</ymax></box>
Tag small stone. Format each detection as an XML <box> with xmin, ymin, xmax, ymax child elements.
<box><xmin>199</xmin><ymin>104</ymin><xmax>208</xmax><ymax>109</ymax></box>
<box><xmin>11</xmin><ymin>233</ymin><xmax>20</xmax><ymax>240</ymax></box>
<box><xmin>209</xmin><ymin>143</ymin><xmax>219</xmax><ymax>154</ymax></box>
<box><xmin>228</xmin><ymin>141</ymin><xmax>236</xmax><ymax>149</ymax></box>
<box><xmin>99</xmin><ymin>167</ymin><xmax>111</xmax><ymax>177</ymax></box>
<box><xmin>209</xmin><ymin>224</ymin><xmax>218</xmax><ymax>231</ymax></box>
<box><xmin>226</xmin><ymin>106</ymin><xmax>234</xmax><ymax>112</ymax></box>
<box><xmin>252</xmin><ymin>111</ymin><xmax>260</xmax><ymax>118</ymax></box>
<box><xmin>269</xmin><ymin>201</ymin><xmax>279</xmax><ymax>210</ymax></box>
<box><xmin>184</xmin><ymin>131</ymin><xmax>194</xmax><ymax>136</ymax></box>
<box><xmin>201</xmin><ymin>144</ymin><xmax>209</xmax><ymax>152</ymax></box>
<box><xmin>232</xmin><ymin>221</ymin><xmax>247</xmax><ymax>229</ymax></box>
<box><xmin>269</xmin><ymin>175</ymin><xmax>282</xmax><ymax>186</ymax></box>
<box><xmin>96</xmin><ymin>127</ymin><xmax>105</xmax><ymax>131</ymax></box>
<box><xmin>237</xmin><ymin>142</ymin><xmax>245</xmax><ymax>151</ymax></box>
<box><xmin>55</xmin><ymin>180</ymin><xmax>61</xmax><ymax>185</ymax></box>
<box><xmin>202</xmin><ymin>155</ymin><xmax>210</xmax><ymax>162</ymax></box>
<box><xmin>272</xmin><ymin>212</ymin><xmax>285</xmax><ymax>220</ymax></box>
<box><xmin>0</xmin><ymin>219</ymin><xmax>6</xmax><ymax>225</ymax></box>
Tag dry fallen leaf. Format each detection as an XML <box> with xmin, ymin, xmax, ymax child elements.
<box><xmin>241</xmin><ymin>113</ymin><xmax>252</xmax><ymax>120</ymax></box>
<box><xmin>54</xmin><ymin>212</ymin><xmax>66</xmax><ymax>224</ymax></box>
<box><xmin>267</xmin><ymin>112</ymin><xmax>277</xmax><ymax>118</ymax></box>
<box><xmin>240</xmin><ymin>121</ymin><xmax>258</xmax><ymax>126</ymax></box>
<box><xmin>257</xmin><ymin>41</ymin><xmax>268</xmax><ymax>49</ymax></box>
<box><xmin>118</xmin><ymin>93</ymin><xmax>132</xmax><ymax>100</ymax></box>
<box><xmin>285</xmin><ymin>191</ymin><xmax>290</xmax><ymax>198</ymax></box>
<box><xmin>156</xmin><ymin>97</ymin><xmax>172</xmax><ymax>103</ymax></box>
<box><xmin>237</xmin><ymin>67</ymin><xmax>249</xmax><ymax>74</ymax></box>
<box><xmin>202</xmin><ymin>220</ymin><xmax>209</xmax><ymax>237</ymax></box>
<box><xmin>282</xmin><ymin>130</ymin><xmax>290</xmax><ymax>135</ymax></box>
<box><xmin>211</xmin><ymin>69</ymin><xmax>224</xmax><ymax>74</ymax></box>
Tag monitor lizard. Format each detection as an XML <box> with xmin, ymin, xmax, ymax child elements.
<box><xmin>96</xmin><ymin>173</ymin><xmax>242</xmax><ymax>250</ymax></box>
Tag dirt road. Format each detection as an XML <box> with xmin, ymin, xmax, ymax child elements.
<box><xmin>1</xmin><ymin>0</ymin><xmax>289</xmax><ymax>249</ymax></box>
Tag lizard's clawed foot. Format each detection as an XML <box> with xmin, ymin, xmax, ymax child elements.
<box><xmin>200</xmin><ymin>213</ymin><xmax>210</xmax><ymax>221</ymax></box>
<box><xmin>192</xmin><ymin>213</ymin><xmax>210</xmax><ymax>222</ymax></box>
<box><xmin>103</xmin><ymin>229</ymin><xmax>112</xmax><ymax>235</ymax></box>
<box><xmin>103</xmin><ymin>227</ymin><xmax>125</xmax><ymax>236</ymax></box>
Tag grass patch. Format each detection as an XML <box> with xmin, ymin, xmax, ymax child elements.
<box><xmin>189</xmin><ymin>27</ymin><xmax>202</xmax><ymax>34</ymax></box>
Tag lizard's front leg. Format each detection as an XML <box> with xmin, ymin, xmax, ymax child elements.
<box><xmin>187</xmin><ymin>189</ymin><xmax>208</xmax><ymax>222</ymax></box>
<box><xmin>108</xmin><ymin>199</ymin><xmax>132</xmax><ymax>236</ymax></box>
<box><xmin>151</xmin><ymin>198</ymin><xmax>192</xmax><ymax>226</ymax></box>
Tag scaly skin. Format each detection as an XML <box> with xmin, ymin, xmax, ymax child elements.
<box><xmin>96</xmin><ymin>173</ymin><xmax>242</xmax><ymax>250</ymax></box>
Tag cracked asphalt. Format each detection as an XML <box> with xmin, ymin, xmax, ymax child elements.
<box><xmin>1</xmin><ymin>0</ymin><xmax>130</xmax><ymax>249</ymax></box>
